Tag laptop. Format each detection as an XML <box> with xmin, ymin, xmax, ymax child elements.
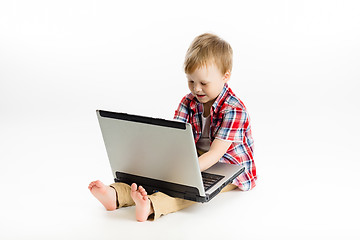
<box><xmin>96</xmin><ymin>109</ymin><xmax>245</xmax><ymax>202</ymax></box>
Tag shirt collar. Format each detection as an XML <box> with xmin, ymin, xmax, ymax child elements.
<box><xmin>212</xmin><ymin>83</ymin><xmax>229</xmax><ymax>112</ymax></box>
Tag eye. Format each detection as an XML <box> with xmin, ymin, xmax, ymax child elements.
<box><xmin>201</xmin><ymin>82</ymin><xmax>207</xmax><ymax>86</ymax></box>
<box><xmin>188</xmin><ymin>80</ymin><xmax>194</xmax><ymax>84</ymax></box>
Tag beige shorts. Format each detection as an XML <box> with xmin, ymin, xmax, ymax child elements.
<box><xmin>110</xmin><ymin>182</ymin><xmax>237</xmax><ymax>220</ymax></box>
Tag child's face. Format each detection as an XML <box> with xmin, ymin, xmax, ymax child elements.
<box><xmin>187</xmin><ymin>64</ymin><xmax>230</xmax><ymax>106</ymax></box>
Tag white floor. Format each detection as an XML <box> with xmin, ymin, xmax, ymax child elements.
<box><xmin>1</xmin><ymin>1</ymin><xmax>360</xmax><ymax>239</ymax></box>
<box><xmin>1</xmin><ymin>107</ymin><xmax>359</xmax><ymax>240</ymax></box>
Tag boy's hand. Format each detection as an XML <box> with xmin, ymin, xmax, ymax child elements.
<box><xmin>198</xmin><ymin>139</ymin><xmax>232</xmax><ymax>171</ymax></box>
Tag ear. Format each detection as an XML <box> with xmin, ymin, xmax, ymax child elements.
<box><xmin>223</xmin><ymin>70</ymin><xmax>231</xmax><ymax>83</ymax></box>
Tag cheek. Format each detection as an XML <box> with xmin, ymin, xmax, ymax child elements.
<box><xmin>188</xmin><ymin>83</ymin><xmax>194</xmax><ymax>92</ymax></box>
<box><xmin>209</xmin><ymin>87</ymin><xmax>221</xmax><ymax>97</ymax></box>
<box><xmin>203</xmin><ymin>86</ymin><xmax>211</xmax><ymax>95</ymax></box>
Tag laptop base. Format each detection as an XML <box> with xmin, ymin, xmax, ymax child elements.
<box><xmin>115</xmin><ymin>172</ymin><xmax>208</xmax><ymax>202</ymax></box>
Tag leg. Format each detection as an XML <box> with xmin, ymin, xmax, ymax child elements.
<box><xmin>88</xmin><ymin>180</ymin><xmax>117</xmax><ymax>211</ymax></box>
<box><xmin>148</xmin><ymin>191</ymin><xmax>195</xmax><ymax>221</ymax></box>
<box><xmin>148</xmin><ymin>183</ymin><xmax>237</xmax><ymax>220</ymax></box>
<box><xmin>130</xmin><ymin>183</ymin><xmax>195</xmax><ymax>221</ymax></box>
<box><xmin>88</xmin><ymin>181</ymin><xmax>136</xmax><ymax>210</ymax></box>
<box><xmin>109</xmin><ymin>182</ymin><xmax>135</xmax><ymax>208</ymax></box>
<box><xmin>221</xmin><ymin>184</ymin><xmax>237</xmax><ymax>193</ymax></box>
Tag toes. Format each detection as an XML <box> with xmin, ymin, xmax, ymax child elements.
<box><xmin>89</xmin><ymin>180</ymin><xmax>104</xmax><ymax>190</ymax></box>
<box><xmin>139</xmin><ymin>186</ymin><xmax>147</xmax><ymax>196</ymax></box>
<box><xmin>88</xmin><ymin>181</ymin><xmax>95</xmax><ymax>189</ymax></box>
<box><xmin>131</xmin><ymin>183</ymin><xmax>138</xmax><ymax>192</ymax></box>
<box><xmin>130</xmin><ymin>184</ymin><xmax>148</xmax><ymax>198</ymax></box>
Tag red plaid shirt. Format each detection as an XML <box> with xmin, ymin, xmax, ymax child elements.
<box><xmin>174</xmin><ymin>83</ymin><xmax>257</xmax><ymax>191</ymax></box>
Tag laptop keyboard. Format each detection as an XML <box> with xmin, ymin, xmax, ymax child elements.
<box><xmin>201</xmin><ymin>172</ymin><xmax>225</xmax><ymax>191</ymax></box>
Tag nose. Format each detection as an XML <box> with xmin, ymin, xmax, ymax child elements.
<box><xmin>193</xmin><ymin>83</ymin><xmax>202</xmax><ymax>93</ymax></box>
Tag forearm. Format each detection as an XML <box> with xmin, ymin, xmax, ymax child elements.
<box><xmin>198</xmin><ymin>150</ymin><xmax>223</xmax><ymax>172</ymax></box>
<box><xmin>198</xmin><ymin>139</ymin><xmax>232</xmax><ymax>171</ymax></box>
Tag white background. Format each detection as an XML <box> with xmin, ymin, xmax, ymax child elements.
<box><xmin>1</xmin><ymin>0</ymin><xmax>359</xmax><ymax>239</ymax></box>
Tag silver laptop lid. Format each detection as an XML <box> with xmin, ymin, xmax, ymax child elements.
<box><xmin>96</xmin><ymin>110</ymin><xmax>206</xmax><ymax>197</ymax></box>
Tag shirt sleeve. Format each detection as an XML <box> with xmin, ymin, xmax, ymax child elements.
<box><xmin>216</xmin><ymin>108</ymin><xmax>256</xmax><ymax>191</ymax></box>
<box><xmin>215</xmin><ymin>108</ymin><xmax>249</xmax><ymax>143</ymax></box>
<box><xmin>233</xmin><ymin>171</ymin><xmax>257</xmax><ymax>191</ymax></box>
<box><xmin>173</xmin><ymin>95</ymin><xmax>190</xmax><ymax>123</ymax></box>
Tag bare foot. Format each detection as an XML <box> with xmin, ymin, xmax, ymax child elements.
<box><xmin>88</xmin><ymin>180</ymin><xmax>117</xmax><ymax>211</ymax></box>
<box><xmin>130</xmin><ymin>183</ymin><xmax>154</xmax><ymax>222</ymax></box>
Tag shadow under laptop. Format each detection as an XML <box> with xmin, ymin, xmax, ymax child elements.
<box><xmin>180</xmin><ymin>188</ymin><xmax>243</xmax><ymax>211</ymax></box>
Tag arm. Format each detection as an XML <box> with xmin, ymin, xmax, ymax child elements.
<box><xmin>198</xmin><ymin>106</ymin><xmax>249</xmax><ymax>172</ymax></box>
<box><xmin>198</xmin><ymin>139</ymin><xmax>232</xmax><ymax>171</ymax></box>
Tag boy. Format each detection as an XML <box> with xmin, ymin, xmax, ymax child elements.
<box><xmin>88</xmin><ymin>33</ymin><xmax>257</xmax><ymax>222</ymax></box>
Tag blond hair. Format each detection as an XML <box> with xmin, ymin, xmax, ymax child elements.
<box><xmin>184</xmin><ymin>33</ymin><xmax>233</xmax><ymax>75</ymax></box>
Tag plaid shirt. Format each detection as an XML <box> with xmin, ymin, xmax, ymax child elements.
<box><xmin>174</xmin><ymin>83</ymin><xmax>256</xmax><ymax>191</ymax></box>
